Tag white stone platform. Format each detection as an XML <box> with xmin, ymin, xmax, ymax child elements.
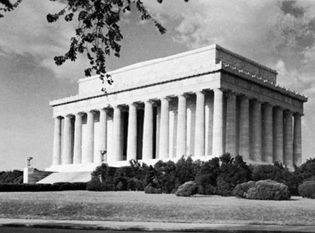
<box><xmin>37</xmin><ymin>171</ymin><xmax>92</xmax><ymax>184</ymax></box>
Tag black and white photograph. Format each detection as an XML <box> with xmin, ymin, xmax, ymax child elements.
<box><xmin>0</xmin><ymin>0</ymin><xmax>315</xmax><ymax>232</ymax></box>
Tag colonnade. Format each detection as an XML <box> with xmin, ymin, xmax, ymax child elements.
<box><xmin>52</xmin><ymin>88</ymin><xmax>302</xmax><ymax>167</ymax></box>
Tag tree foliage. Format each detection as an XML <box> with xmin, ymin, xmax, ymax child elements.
<box><xmin>1</xmin><ymin>0</ymin><xmax>188</xmax><ymax>86</ymax></box>
<box><xmin>46</xmin><ymin>0</ymin><xmax>187</xmax><ymax>85</ymax></box>
<box><xmin>0</xmin><ymin>0</ymin><xmax>22</xmax><ymax>18</ymax></box>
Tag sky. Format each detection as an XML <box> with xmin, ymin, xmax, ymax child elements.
<box><xmin>1</xmin><ymin>0</ymin><xmax>315</xmax><ymax>170</ymax></box>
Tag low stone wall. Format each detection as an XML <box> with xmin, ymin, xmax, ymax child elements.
<box><xmin>23</xmin><ymin>168</ymin><xmax>53</xmax><ymax>184</ymax></box>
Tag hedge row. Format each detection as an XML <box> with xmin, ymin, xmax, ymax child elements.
<box><xmin>87</xmin><ymin>155</ymin><xmax>315</xmax><ymax>198</ymax></box>
<box><xmin>0</xmin><ymin>170</ymin><xmax>23</xmax><ymax>184</ymax></box>
<box><xmin>87</xmin><ymin>157</ymin><xmax>200</xmax><ymax>192</ymax></box>
<box><xmin>87</xmin><ymin>154</ymin><xmax>251</xmax><ymax>195</ymax></box>
<box><xmin>0</xmin><ymin>182</ymin><xmax>87</xmax><ymax>192</ymax></box>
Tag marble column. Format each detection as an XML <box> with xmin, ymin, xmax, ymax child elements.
<box><xmin>252</xmin><ymin>100</ymin><xmax>262</xmax><ymax>161</ymax></box>
<box><xmin>62</xmin><ymin>115</ymin><xmax>73</xmax><ymax>164</ymax></box>
<box><xmin>113</xmin><ymin>106</ymin><xmax>123</xmax><ymax>161</ymax></box>
<box><xmin>284</xmin><ymin>110</ymin><xmax>293</xmax><ymax>167</ymax></box>
<box><xmin>262</xmin><ymin>103</ymin><xmax>273</xmax><ymax>163</ymax></box>
<box><xmin>212</xmin><ymin>89</ymin><xmax>224</xmax><ymax>156</ymax></box>
<box><xmin>195</xmin><ymin>91</ymin><xmax>205</xmax><ymax>156</ymax></box>
<box><xmin>293</xmin><ymin>113</ymin><xmax>302</xmax><ymax>166</ymax></box>
<box><xmin>127</xmin><ymin>103</ymin><xmax>137</xmax><ymax>161</ymax></box>
<box><xmin>84</xmin><ymin>111</ymin><xmax>94</xmax><ymax>163</ymax></box>
<box><xmin>274</xmin><ymin>107</ymin><xmax>284</xmax><ymax>163</ymax></box>
<box><xmin>225</xmin><ymin>91</ymin><xmax>237</xmax><ymax>156</ymax></box>
<box><xmin>99</xmin><ymin>108</ymin><xmax>107</xmax><ymax>163</ymax></box>
<box><xmin>52</xmin><ymin>116</ymin><xmax>62</xmax><ymax>165</ymax></box>
<box><xmin>239</xmin><ymin>95</ymin><xmax>250</xmax><ymax>160</ymax></box>
<box><xmin>73</xmin><ymin>113</ymin><xmax>82</xmax><ymax>164</ymax></box>
<box><xmin>143</xmin><ymin>100</ymin><xmax>153</xmax><ymax>160</ymax></box>
<box><xmin>176</xmin><ymin>94</ymin><xmax>187</xmax><ymax>158</ymax></box>
<box><xmin>159</xmin><ymin>97</ymin><xmax>169</xmax><ymax>159</ymax></box>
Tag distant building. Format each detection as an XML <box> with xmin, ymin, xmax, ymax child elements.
<box><xmin>48</xmin><ymin>44</ymin><xmax>307</xmax><ymax>174</ymax></box>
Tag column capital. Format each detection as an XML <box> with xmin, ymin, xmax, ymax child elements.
<box><xmin>64</xmin><ymin>114</ymin><xmax>74</xmax><ymax>119</ymax></box>
<box><xmin>213</xmin><ymin>88</ymin><xmax>224</xmax><ymax>93</ymax></box>
<box><xmin>262</xmin><ymin>102</ymin><xmax>273</xmax><ymax>108</ymax></box>
<box><xmin>144</xmin><ymin>99</ymin><xmax>155</xmax><ymax>104</ymax></box>
<box><xmin>118</xmin><ymin>104</ymin><xmax>129</xmax><ymax>112</ymax></box>
<box><xmin>99</xmin><ymin>105</ymin><xmax>110</xmax><ymax>111</ymax></box>
<box><xmin>177</xmin><ymin>93</ymin><xmax>189</xmax><ymax>98</ymax></box>
<box><xmin>225</xmin><ymin>90</ymin><xmax>237</xmax><ymax>97</ymax></box>
<box><xmin>160</xmin><ymin>96</ymin><xmax>172</xmax><ymax>101</ymax></box>
<box><xmin>127</xmin><ymin>102</ymin><xmax>137</xmax><ymax>107</ymax></box>
<box><xmin>53</xmin><ymin>115</ymin><xmax>63</xmax><ymax>120</ymax></box>
<box><xmin>98</xmin><ymin>108</ymin><xmax>107</xmax><ymax>115</ymax></box>
<box><xmin>252</xmin><ymin>98</ymin><xmax>262</xmax><ymax>104</ymax></box>
<box><xmin>86</xmin><ymin>109</ymin><xmax>98</xmax><ymax>115</ymax></box>
<box><xmin>195</xmin><ymin>89</ymin><xmax>207</xmax><ymax>95</ymax></box>
<box><xmin>75</xmin><ymin>112</ymin><xmax>84</xmax><ymax>116</ymax></box>
<box><xmin>284</xmin><ymin>109</ymin><xmax>293</xmax><ymax>116</ymax></box>
<box><xmin>239</xmin><ymin>94</ymin><xmax>249</xmax><ymax>101</ymax></box>
<box><xmin>293</xmin><ymin>112</ymin><xmax>303</xmax><ymax>117</ymax></box>
<box><xmin>112</xmin><ymin>105</ymin><xmax>124</xmax><ymax>110</ymax></box>
<box><xmin>274</xmin><ymin>105</ymin><xmax>284</xmax><ymax>111</ymax></box>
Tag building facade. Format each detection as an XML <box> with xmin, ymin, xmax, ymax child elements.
<box><xmin>48</xmin><ymin>44</ymin><xmax>307</xmax><ymax>172</ymax></box>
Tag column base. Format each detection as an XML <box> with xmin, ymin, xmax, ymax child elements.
<box><xmin>46</xmin><ymin>163</ymin><xmax>102</xmax><ymax>172</ymax></box>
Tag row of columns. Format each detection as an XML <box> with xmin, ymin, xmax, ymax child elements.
<box><xmin>223</xmin><ymin>92</ymin><xmax>302</xmax><ymax>166</ymax></box>
<box><xmin>53</xmin><ymin>109</ymin><xmax>108</xmax><ymax>165</ymax></box>
<box><xmin>52</xmin><ymin>88</ymin><xmax>302</xmax><ymax>167</ymax></box>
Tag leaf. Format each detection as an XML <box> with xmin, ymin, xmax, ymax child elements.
<box><xmin>64</xmin><ymin>12</ymin><xmax>74</xmax><ymax>21</ymax></box>
<box><xmin>47</xmin><ymin>13</ymin><xmax>58</xmax><ymax>23</ymax></box>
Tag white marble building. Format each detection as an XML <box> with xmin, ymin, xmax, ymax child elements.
<box><xmin>47</xmin><ymin>44</ymin><xmax>307</xmax><ymax>173</ymax></box>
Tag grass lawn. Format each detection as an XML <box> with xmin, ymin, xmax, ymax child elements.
<box><xmin>0</xmin><ymin>191</ymin><xmax>314</xmax><ymax>225</ymax></box>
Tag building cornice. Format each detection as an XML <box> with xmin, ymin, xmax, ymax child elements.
<box><xmin>50</xmin><ymin>61</ymin><xmax>307</xmax><ymax>107</ymax></box>
<box><xmin>220</xmin><ymin>61</ymin><xmax>308</xmax><ymax>102</ymax></box>
<box><xmin>50</xmin><ymin>66</ymin><xmax>221</xmax><ymax>107</ymax></box>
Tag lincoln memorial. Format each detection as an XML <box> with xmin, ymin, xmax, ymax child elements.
<box><xmin>47</xmin><ymin>44</ymin><xmax>307</xmax><ymax>173</ymax></box>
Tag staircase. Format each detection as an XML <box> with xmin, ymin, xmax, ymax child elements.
<box><xmin>37</xmin><ymin>172</ymin><xmax>91</xmax><ymax>184</ymax></box>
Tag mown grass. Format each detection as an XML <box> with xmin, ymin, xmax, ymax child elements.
<box><xmin>0</xmin><ymin>191</ymin><xmax>314</xmax><ymax>225</ymax></box>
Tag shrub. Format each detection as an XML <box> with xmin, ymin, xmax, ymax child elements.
<box><xmin>197</xmin><ymin>183</ymin><xmax>217</xmax><ymax>195</ymax></box>
<box><xmin>232</xmin><ymin>181</ymin><xmax>256</xmax><ymax>198</ymax></box>
<box><xmin>154</xmin><ymin>160</ymin><xmax>177</xmax><ymax>193</ymax></box>
<box><xmin>216</xmin><ymin>154</ymin><xmax>251</xmax><ymax>196</ymax></box>
<box><xmin>175</xmin><ymin>157</ymin><xmax>201</xmax><ymax>186</ymax></box>
<box><xmin>144</xmin><ymin>184</ymin><xmax>162</xmax><ymax>194</ymax></box>
<box><xmin>129</xmin><ymin>159</ymin><xmax>147</xmax><ymax>183</ymax></box>
<box><xmin>251</xmin><ymin>163</ymin><xmax>299</xmax><ymax>195</ymax></box>
<box><xmin>87</xmin><ymin>162</ymin><xmax>149</xmax><ymax>191</ymax></box>
<box><xmin>87</xmin><ymin>164</ymin><xmax>117</xmax><ymax>191</ymax></box>
<box><xmin>127</xmin><ymin>177</ymin><xmax>143</xmax><ymax>191</ymax></box>
<box><xmin>175</xmin><ymin>181</ymin><xmax>198</xmax><ymax>197</ymax></box>
<box><xmin>0</xmin><ymin>170</ymin><xmax>23</xmax><ymax>184</ymax></box>
<box><xmin>86</xmin><ymin>177</ymin><xmax>106</xmax><ymax>191</ymax></box>
<box><xmin>195</xmin><ymin>157</ymin><xmax>220</xmax><ymax>188</ymax></box>
<box><xmin>298</xmin><ymin>180</ymin><xmax>315</xmax><ymax>199</ymax></box>
<box><xmin>144</xmin><ymin>165</ymin><xmax>159</xmax><ymax>188</ymax></box>
<box><xmin>295</xmin><ymin>158</ymin><xmax>315</xmax><ymax>183</ymax></box>
<box><xmin>234</xmin><ymin>180</ymin><xmax>290</xmax><ymax>200</ymax></box>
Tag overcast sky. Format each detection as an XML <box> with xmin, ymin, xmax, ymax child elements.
<box><xmin>1</xmin><ymin>0</ymin><xmax>315</xmax><ymax>170</ymax></box>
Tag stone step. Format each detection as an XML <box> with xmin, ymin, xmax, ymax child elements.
<box><xmin>37</xmin><ymin>172</ymin><xmax>91</xmax><ymax>184</ymax></box>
